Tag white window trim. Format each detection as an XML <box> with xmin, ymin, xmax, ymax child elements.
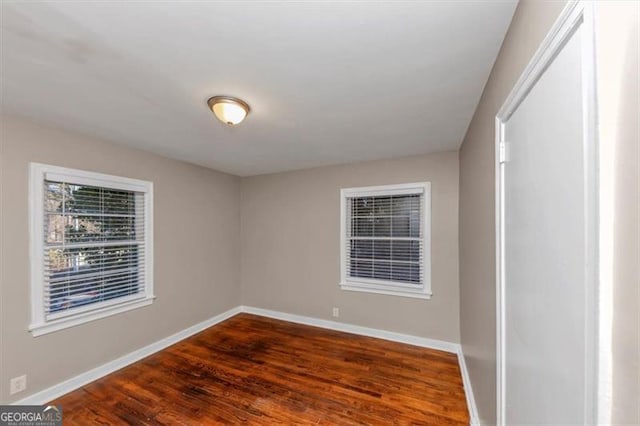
<box><xmin>339</xmin><ymin>182</ymin><xmax>432</xmax><ymax>299</ymax></box>
<box><xmin>29</xmin><ymin>163</ymin><xmax>154</xmax><ymax>336</ymax></box>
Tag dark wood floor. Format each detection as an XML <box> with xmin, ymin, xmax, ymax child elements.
<box><xmin>53</xmin><ymin>314</ymin><xmax>469</xmax><ymax>425</ymax></box>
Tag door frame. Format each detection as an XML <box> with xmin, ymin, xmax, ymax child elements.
<box><xmin>494</xmin><ymin>1</ymin><xmax>600</xmax><ymax>424</ymax></box>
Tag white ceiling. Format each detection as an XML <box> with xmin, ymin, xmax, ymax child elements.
<box><xmin>1</xmin><ymin>1</ymin><xmax>517</xmax><ymax>176</ymax></box>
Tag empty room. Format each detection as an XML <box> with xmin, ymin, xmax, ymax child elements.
<box><xmin>0</xmin><ymin>1</ymin><xmax>638</xmax><ymax>425</ymax></box>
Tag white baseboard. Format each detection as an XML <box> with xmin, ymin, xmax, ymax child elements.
<box><xmin>457</xmin><ymin>347</ymin><xmax>480</xmax><ymax>425</ymax></box>
<box><xmin>13</xmin><ymin>306</ymin><xmax>242</xmax><ymax>405</ymax></box>
<box><xmin>14</xmin><ymin>304</ymin><xmax>477</xmax><ymax>426</ymax></box>
<box><xmin>240</xmin><ymin>305</ymin><xmax>460</xmax><ymax>353</ymax></box>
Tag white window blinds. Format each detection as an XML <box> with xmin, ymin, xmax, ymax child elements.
<box><xmin>340</xmin><ymin>183</ymin><xmax>431</xmax><ymax>299</ymax></box>
<box><xmin>30</xmin><ymin>163</ymin><xmax>154</xmax><ymax>336</ymax></box>
<box><xmin>43</xmin><ymin>181</ymin><xmax>146</xmax><ymax>319</ymax></box>
<box><xmin>346</xmin><ymin>194</ymin><xmax>423</xmax><ymax>284</ymax></box>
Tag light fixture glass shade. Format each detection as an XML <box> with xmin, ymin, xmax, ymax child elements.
<box><xmin>207</xmin><ymin>96</ymin><xmax>250</xmax><ymax>125</ymax></box>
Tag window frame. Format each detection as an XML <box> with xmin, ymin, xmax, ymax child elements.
<box><xmin>339</xmin><ymin>182</ymin><xmax>432</xmax><ymax>299</ymax></box>
<box><xmin>29</xmin><ymin>163</ymin><xmax>154</xmax><ymax>336</ymax></box>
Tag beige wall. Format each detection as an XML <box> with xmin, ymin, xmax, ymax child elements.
<box><xmin>240</xmin><ymin>152</ymin><xmax>460</xmax><ymax>343</ymax></box>
<box><xmin>0</xmin><ymin>115</ymin><xmax>242</xmax><ymax>403</ymax></box>
<box><xmin>596</xmin><ymin>2</ymin><xmax>640</xmax><ymax>424</ymax></box>
<box><xmin>458</xmin><ymin>0</ymin><xmax>567</xmax><ymax>423</ymax></box>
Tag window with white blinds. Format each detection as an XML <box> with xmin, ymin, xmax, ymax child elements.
<box><xmin>340</xmin><ymin>182</ymin><xmax>431</xmax><ymax>299</ymax></box>
<box><xmin>30</xmin><ymin>163</ymin><xmax>153</xmax><ymax>336</ymax></box>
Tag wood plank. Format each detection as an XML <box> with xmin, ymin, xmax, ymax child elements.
<box><xmin>52</xmin><ymin>313</ymin><xmax>469</xmax><ymax>425</ymax></box>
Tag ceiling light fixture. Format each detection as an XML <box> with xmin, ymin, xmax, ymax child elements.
<box><xmin>207</xmin><ymin>96</ymin><xmax>250</xmax><ymax>126</ymax></box>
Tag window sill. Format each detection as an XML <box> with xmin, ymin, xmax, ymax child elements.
<box><xmin>29</xmin><ymin>296</ymin><xmax>155</xmax><ymax>337</ymax></box>
<box><xmin>339</xmin><ymin>281</ymin><xmax>432</xmax><ymax>300</ymax></box>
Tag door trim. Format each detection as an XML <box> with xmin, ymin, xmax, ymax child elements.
<box><xmin>494</xmin><ymin>1</ymin><xmax>600</xmax><ymax>424</ymax></box>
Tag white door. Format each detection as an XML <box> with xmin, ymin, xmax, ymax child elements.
<box><xmin>496</xmin><ymin>3</ymin><xmax>598</xmax><ymax>425</ymax></box>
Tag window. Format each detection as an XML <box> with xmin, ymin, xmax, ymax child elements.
<box><xmin>340</xmin><ymin>182</ymin><xmax>431</xmax><ymax>299</ymax></box>
<box><xmin>29</xmin><ymin>163</ymin><xmax>153</xmax><ymax>336</ymax></box>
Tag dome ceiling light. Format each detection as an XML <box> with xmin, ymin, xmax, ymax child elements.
<box><xmin>207</xmin><ymin>96</ymin><xmax>250</xmax><ymax>126</ymax></box>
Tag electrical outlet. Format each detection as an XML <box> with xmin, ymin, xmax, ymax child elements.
<box><xmin>10</xmin><ymin>375</ymin><xmax>26</xmax><ymax>395</ymax></box>
<box><xmin>332</xmin><ymin>307</ymin><xmax>339</xmax><ymax>318</ymax></box>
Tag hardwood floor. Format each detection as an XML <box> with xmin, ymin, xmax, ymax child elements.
<box><xmin>53</xmin><ymin>314</ymin><xmax>469</xmax><ymax>425</ymax></box>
